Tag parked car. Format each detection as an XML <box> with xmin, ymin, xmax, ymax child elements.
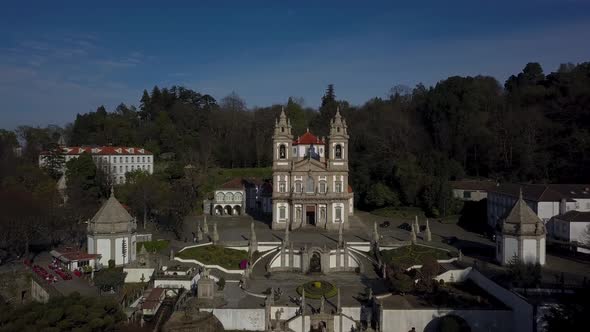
<box><xmin>398</xmin><ymin>223</ymin><xmax>411</xmax><ymax>231</ymax></box>
<box><xmin>380</xmin><ymin>221</ymin><xmax>391</xmax><ymax>228</ymax></box>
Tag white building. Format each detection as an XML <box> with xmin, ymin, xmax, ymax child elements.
<box><xmin>39</xmin><ymin>146</ymin><xmax>153</xmax><ymax>184</ymax></box>
<box><xmin>547</xmin><ymin>211</ymin><xmax>590</xmax><ymax>254</ymax></box>
<box><xmin>153</xmin><ymin>264</ymin><xmax>199</xmax><ymax>291</ymax></box>
<box><xmin>210</xmin><ymin>178</ymin><xmax>245</xmax><ymax>216</ymax></box>
<box><xmin>87</xmin><ymin>189</ymin><xmax>137</xmax><ymax>266</ymax></box>
<box><xmin>487</xmin><ymin>183</ymin><xmax>590</xmax><ymax>228</ymax></box>
<box><xmin>496</xmin><ymin>189</ymin><xmax>546</xmax><ymax>266</ymax></box>
<box><xmin>450</xmin><ymin>179</ymin><xmax>496</xmax><ymax>201</ymax></box>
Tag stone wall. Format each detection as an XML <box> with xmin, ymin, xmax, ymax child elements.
<box><xmin>201</xmin><ymin>308</ymin><xmax>266</xmax><ymax>331</ymax></box>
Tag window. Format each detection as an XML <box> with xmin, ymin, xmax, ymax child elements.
<box><xmin>119</xmin><ymin>176</ymin><xmax>123</xmax><ymax>183</ymax></box>
<box><xmin>295</xmin><ymin>182</ymin><xmax>302</xmax><ymax>193</ymax></box>
<box><xmin>125</xmin><ymin>157</ymin><xmax>129</xmax><ymax>163</ymax></box>
<box><xmin>293</xmin><ymin>147</ymin><xmax>297</xmax><ymax>156</ymax></box>
<box><xmin>119</xmin><ymin>157</ymin><xmax>122</xmax><ymax>163</ymax></box>
<box><xmin>335</xmin><ymin>144</ymin><xmax>342</xmax><ymax>159</ymax></box>
<box><xmin>335</xmin><ymin>181</ymin><xmax>343</xmax><ymax>193</ymax></box>
<box><xmin>119</xmin><ymin>166</ymin><xmax>123</xmax><ymax>172</ymax></box>
<box><xmin>235</xmin><ymin>192</ymin><xmax>243</xmax><ymax>201</ymax></box>
<box><xmin>306</xmin><ymin>176</ymin><xmax>314</xmax><ymax>193</ymax></box>
<box><xmin>463</xmin><ymin>191</ymin><xmax>472</xmax><ymax>199</ymax></box>
<box><xmin>320</xmin><ymin>182</ymin><xmax>327</xmax><ymax>193</ymax></box>
<box><xmin>142</xmin><ymin>156</ymin><xmax>145</xmax><ymax>162</ymax></box>
<box><xmin>226</xmin><ymin>192</ymin><xmax>234</xmax><ymax>202</ymax></box>
<box><xmin>131</xmin><ymin>157</ymin><xmax>134</xmax><ymax>162</ymax></box>
<box><xmin>125</xmin><ymin>165</ymin><xmax>128</xmax><ymax>171</ymax></box>
<box><xmin>148</xmin><ymin>165</ymin><xmax>151</xmax><ymax>171</ymax></box>
<box><xmin>112</xmin><ymin>166</ymin><xmax>116</xmax><ymax>172</ymax></box>
<box><xmin>279</xmin><ymin>182</ymin><xmax>286</xmax><ymax>193</ymax></box>
<box><xmin>216</xmin><ymin>192</ymin><xmax>224</xmax><ymax>202</ymax></box>
<box><xmin>281</xmin><ymin>127</ymin><xmax>285</xmax><ymax>133</ymax></box>
<box><xmin>279</xmin><ymin>145</ymin><xmax>286</xmax><ymax>159</ymax></box>
<box><xmin>335</xmin><ymin>206</ymin><xmax>342</xmax><ymax>221</ymax></box>
<box><xmin>279</xmin><ymin>206</ymin><xmax>286</xmax><ymax>219</ymax></box>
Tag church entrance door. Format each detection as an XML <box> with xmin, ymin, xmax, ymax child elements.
<box><xmin>309</xmin><ymin>252</ymin><xmax>321</xmax><ymax>273</ymax></box>
<box><xmin>306</xmin><ymin>205</ymin><xmax>316</xmax><ymax>225</ymax></box>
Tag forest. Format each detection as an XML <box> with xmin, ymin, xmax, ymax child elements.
<box><xmin>1</xmin><ymin>61</ymin><xmax>589</xmax><ymax>254</ymax></box>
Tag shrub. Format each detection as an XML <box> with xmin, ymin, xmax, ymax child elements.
<box><xmin>217</xmin><ymin>277</ymin><xmax>226</xmax><ymax>290</ymax></box>
<box><xmin>381</xmin><ymin>245</ymin><xmax>453</xmax><ymax>269</ymax></box>
<box><xmin>389</xmin><ymin>272</ymin><xmax>413</xmax><ymax>294</ymax></box>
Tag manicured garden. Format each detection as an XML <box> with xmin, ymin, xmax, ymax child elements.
<box><xmin>137</xmin><ymin>239</ymin><xmax>169</xmax><ymax>253</ymax></box>
<box><xmin>296</xmin><ymin>280</ymin><xmax>338</xmax><ymax>299</ymax></box>
<box><xmin>381</xmin><ymin>245</ymin><xmax>454</xmax><ymax>269</ymax></box>
<box><xmin>176</xmin><ymin>245</ymin><xmax>248</xmax><ymax>270</ymax></box>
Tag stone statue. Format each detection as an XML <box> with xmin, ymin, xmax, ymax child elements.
<box><xmin>212</xmin><ymin>221</ymin><xmax>219</xmax><ymax>243</ymax></box>
<box><xmin>414</xmin><ymin>215</ymin><xmax>420</xmax><ymax>234</ymax></box>
<box><xmin>425</xmin><ymin>219</ymin><xmax>432</xmax><ymax>242</ymax></box>
<box><xmin>410</xmin><ymin>224</ymin><xmax>417</xmax><ymax>244</ymax></box>
<box><xmin>203</xmin><ymin>215</ymin><xmax>209</xmax><ymax>234</ymax></box>
<box><xmin>197</xmin><ymin>221</ymin><xmax>203</xmax><ymax>241</ymax></box>
<box><xmin>320</xmin><ymin>296</ymin><xmax>325</xmax><ymax>313</ymax></box>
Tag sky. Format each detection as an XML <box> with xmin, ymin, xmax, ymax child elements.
<box><xmin>1</xmin><ymin>0</ymin><xmax>590</xmax><ymax>129</ymax></box>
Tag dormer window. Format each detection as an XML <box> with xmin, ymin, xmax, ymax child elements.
<box><xmin>335</xmin><ymin>144</ymin><xmax>342</xmax><ymax>159</ymax></box>
<box><xmin>279</xmin><ymin>145</ymin><xmax>286</xmax><ymax>159</ymax></box>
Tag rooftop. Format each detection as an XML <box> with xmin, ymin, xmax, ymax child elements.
<box><xmin>500</xmin><ymin>189</ymin><xmax>546</xmax><ymax>236</ymax></box>
<box><xmin>50</xmin><ymin>247</ymin><xmax>100</xmax><ymax>262</ymax></box>
<box><xmin>554</xmin><ymin>210</ymin><xmax>590</xmax><ymax>222</ymax></box>
<box><xmin>142</xmin><ymin>287</ymin><xmax>165</xmax><ymax>310</ymax></box>
<box><xmin>293</xmin><ymin>130</ymin><xmax>325</xmax><ymax>146</ymax></box>
<box><xmin>41</xmin><ymin>146</ymin><xmax>152</xmax><ymax>156</ymax></box>
<box><xmin>490</xmin><ymin>183</ymin><xmax>590</xmax><ymax>202</ymax></box>
<box><xmin>88</xmin><ymin>189</ymin><xmax>136</xmax><ymax>234</ymax></box>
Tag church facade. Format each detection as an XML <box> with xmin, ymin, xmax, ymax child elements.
<box><xmin>271</xmin><ymin>109</ymin><xmax>353</xmax><ymax>230</ymax></box>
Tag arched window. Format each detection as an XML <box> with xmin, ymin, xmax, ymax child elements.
<box><xmin>335</xmin><ymin>144</ymin><xmax>342</xmax><ymax>159</ymax></box>
<box><xmin>235</xmin><ymin>192</ymin><xmax>243</xmax><ymax>201</ymax></box>
<box><xmin>216</xmin><ymin>192</ymin><xmax>225</xmax><ymax>202</ymax></box>
<box><xmin>226</xmin><ymin>192</ymin><xmax>234</xmax><ymax>202</ymax></box>
<box><xmin>279</xmin><ymin>145</ymin><xmax>286</xmax><ymax>159</ymax></box>
<box><xmin>306</xmin><ymin>176</ymin><xmax>314</xmax><ymax>193</ymax></box>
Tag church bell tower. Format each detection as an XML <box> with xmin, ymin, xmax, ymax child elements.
<box><xmin>328</xmin><ymin>108</ymin><xmax>349</xmax><ymax>171</ymax></box>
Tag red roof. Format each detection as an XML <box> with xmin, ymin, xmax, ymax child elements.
<box><xmin>348</xmin><ymin>185</ymin><xmax>353</xmax><ymax>193</ymax></box>
<box><xmin>143</xmin><ymin>288</ymin><xmax>165</xmax><ymax>310</ymax></box>
<box><xmin>293</xmin><ymin>131</ymin><xmax>324</xmax><ymax>145</ymax></box>
<box><xmin>220</xmin><ymin>178</ymin><xmax>245</xmax><ymax>189</ymax></box>
<box><xmin>41</xmin><ymin>146</ymin><xmax>152</xmax><ymax>156</ymax></box>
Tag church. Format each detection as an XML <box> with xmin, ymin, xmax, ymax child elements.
<box><xmin>271</xmin><ymin>108</ymin><xmax>354</xmax><ymax>230</ymax></box>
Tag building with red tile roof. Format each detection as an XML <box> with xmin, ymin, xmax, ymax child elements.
<box><xmin>38</xmin><ymin>146</ymin><xmax>153</xmax><ymax>185</ymax></box>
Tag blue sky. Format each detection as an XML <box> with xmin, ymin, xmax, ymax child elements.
<box><xmin>1</xmin><ymin>0</ymin><xmax>590</xmax><ymax>129</ymax></box>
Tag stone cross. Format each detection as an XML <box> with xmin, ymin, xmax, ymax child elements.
<box><xmin>410</xmin><ymin>224</ymin><xmax>417</xmax><ymax>244</ymax></box>
<box><xmin>425</xmin><ymin>219</ymin><xmax>432</xmax><ymax>242</ymax></box>
<box><xmin>212</xmin><ymin>221</ymin><xmax>219</xmax><ymax>244</ymax></box>
<box><xmin>203</xmin><ymin>215</ymin><xmax>209</xmax><ymax>234</ymax></box>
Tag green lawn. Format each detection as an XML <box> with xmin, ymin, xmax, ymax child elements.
<box><xmin>381</xmin><ymin>245</ymin><xmax>454</xmax><ymax>269</ymax></box>
<box><xmin>176</xmin><ymin>245</ymin><xmax>248</xmax><ymax>270</ymax></box>
<box><xmin>371</xmin><ymin>206</ymin><xmax>426</xmax><ymax>220</ymax></box>
<box><xmin>137</xmin><ymin>239</ymin><xmax>169</xmax><ymax>253</ymax></box>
